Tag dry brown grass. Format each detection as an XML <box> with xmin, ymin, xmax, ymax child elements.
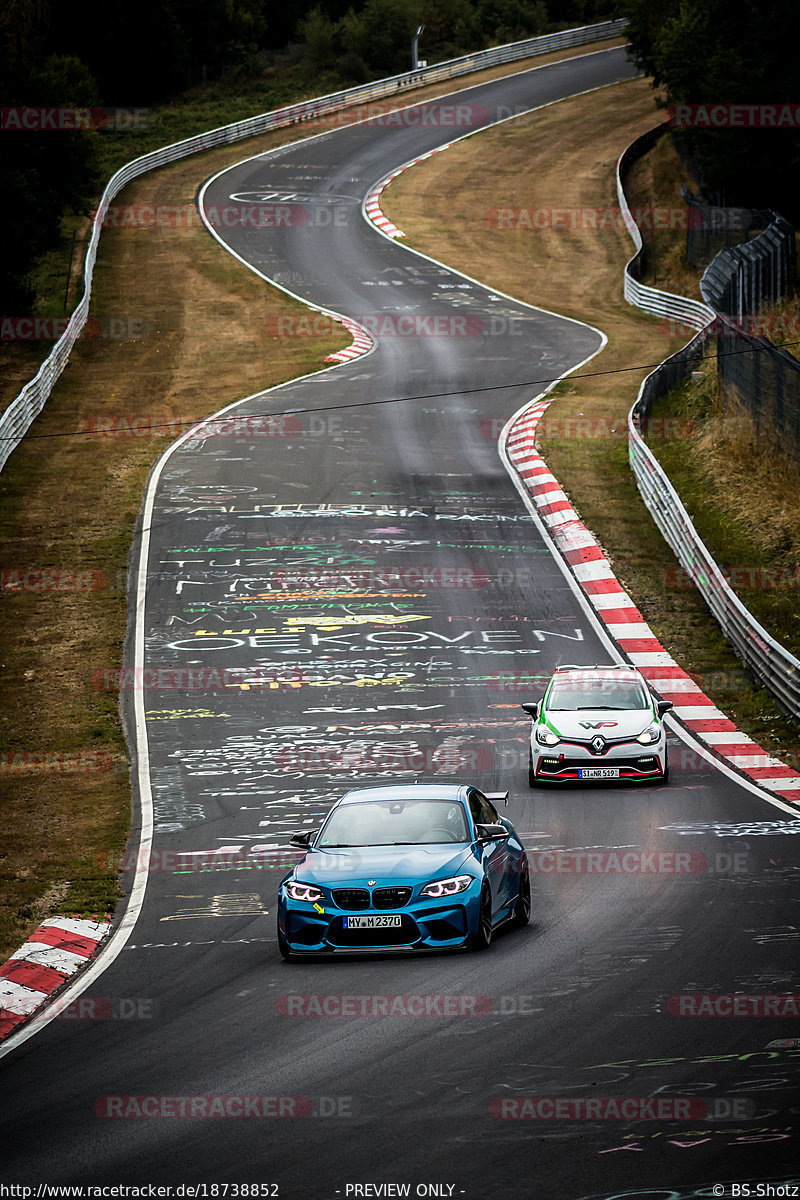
<box><xmin>695</xmin><ymin>397</ymin><xmax>800</xmax><ymax>564</ymax></box>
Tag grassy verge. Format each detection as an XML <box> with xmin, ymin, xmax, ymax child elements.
<box><xmin>381</xmin><ymin>75</ymin><xmax>800</xmax><ymax>765</ymax></box>
<box><xmin>0</xmin><ymin>37</ymin><xmax>626</xmax><ymax>962</ymax></box>
<box><xmin>623</xmin><ymin>131</ymin><xmax>800</xmax><ymax>658</ymax></box>
<box><xmin>647</xmin><ymin>366</ymin><xmax>800</xmax><ymax>661</ymax></box>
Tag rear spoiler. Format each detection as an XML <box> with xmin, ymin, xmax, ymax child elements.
<box><xmin>485</xmin><ymin>790</ymin><xmax>509</xmax><ymax>808</ymax></box>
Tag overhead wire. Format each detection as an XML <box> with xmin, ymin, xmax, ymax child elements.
<box><xmin>1</xmin><ymin>335</ymin><xmax>799</xmax><ymax>442</ymax></box>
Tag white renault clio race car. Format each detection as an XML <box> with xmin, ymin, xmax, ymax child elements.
<box><xmin>523</xmin><ymin>665</ymin><xmax>672</xmax><ymax>785</ymax></box>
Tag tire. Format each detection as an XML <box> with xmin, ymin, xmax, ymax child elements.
<box><xmin>528</xmin><ymin>748</ymin><xmax>537</xmax><ymax>787</ymax></box>
<box><xmin>660</xmin><ymin>764</ymin><xmax>670</xmax><ymax>784</ymax></box>
<box><xmin>513</xmin><ymin>859</ymin><xmax>531</xmax><ymax>927</ymax></box>
<box><xmin>471</xmin><ymin>884</ymin><xmax>494</xmax><ymax>951</ymax></box>
<box><xmin>277</xmin><ymin>923</ymin><xmax>294</xmax><ymax>962</ymax></box>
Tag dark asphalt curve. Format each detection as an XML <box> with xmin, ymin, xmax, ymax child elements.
<box><xmin>2</xmin><ymin>45</ymin><xmax>799</xmax><ymax>1200</ymax></box>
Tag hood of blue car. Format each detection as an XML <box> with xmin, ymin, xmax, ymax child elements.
<box><xmin>293</xmin><ymin>843</ymin><xmax>473</xmax><ymax>888</ymax></box>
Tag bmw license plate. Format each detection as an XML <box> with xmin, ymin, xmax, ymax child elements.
<box><xmin>342</xmin><ymin>914</ymin><xmax>402</xmax><ymax>929</ymax></box>
<box><xmin>579</xmin><ymin>767</ymin><xmax>620</xmax><ymax>779</ymax></box>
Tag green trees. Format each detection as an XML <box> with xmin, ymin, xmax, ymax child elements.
<box><xmin>1</xmin><ymin>0</ymin><xmax>624</xmax><ymax>312</ymax></box>
<box><xmin>0</xmin><ymin>8</ymin><xmax>101</xmax><ymax>310</ymax></box>
<box><xmin>622</xmin><ymin>0</ymin><xmax>800</xmax><ymax>218</ymax></box>
<box><xmin>295</xmin><ymin>0</ymin><xmax>555</xmax><ymax>80</ymax></box>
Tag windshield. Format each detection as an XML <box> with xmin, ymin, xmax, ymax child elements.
<box><xmin>548</xmin><ymin>676</ymin><xmax>649</xmax><ymax>712</ymax></box>
<box><xmin>317</xmin><ymin>798</ymin><xmax>470</xmax><ymax>847</ymax></box>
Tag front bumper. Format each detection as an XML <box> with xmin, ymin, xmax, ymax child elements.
<box><xmin>278</xmin><ymin>892</ymin><xmax>479</xmax><ymax>955</ymax></box>
<box><xmin>532</xmin><ymin>742</ymin><xmax>667</xmax><ymax>782</ymax></box>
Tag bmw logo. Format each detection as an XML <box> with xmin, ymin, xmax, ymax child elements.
<box><xmin>367</xmin><ymin>880</ymin><xmax>377</xmax><ymax>886</ymax></box>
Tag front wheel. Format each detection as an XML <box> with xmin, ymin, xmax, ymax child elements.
<box><xmin>528</xmin><ymin>748</ymin><xmax>537</xmax><ymax>787</ymax></box>
<box><xmin>471</xmin><ymin>884</ymin><xmax>494</xmax><ymax>951</ymax></box>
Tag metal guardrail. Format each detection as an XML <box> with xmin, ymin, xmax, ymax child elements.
<box><xmin>0</xmin><ymin>19</ymin><xmax>626</xmax><ymax>473</ymax></box>
<box><xmin>617</xmin><ymin>128</ymin><xmax>800</xmax><ymax>720</ymax></box>
<box><xmin>617</xmin><ymin>127</ymin><xmax>715</xmax><ymax>333</ymax></box>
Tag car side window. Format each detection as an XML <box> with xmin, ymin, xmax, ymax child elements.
<box><xmin>481</xmin><ymin>796</ymin><xmax>499</xmax><ymax>823</ymax></box>
<box><xmin>470</xmin><ymin>790</ymin><xmax>498</xmax><ymax>825</ymax></box>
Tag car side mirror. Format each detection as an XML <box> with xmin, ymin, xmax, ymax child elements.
<box><xmin>476</xmin><ymin>823</ymin><xmax>510</xmax><ymax>841</ymax></box>
<box><xmin>521</xmin><ymin>702</ymin><xmax>540</xmax><ymax>718</ymax></box>
<box><xmin>289</xmin><ymin>830</ymin><xmax>315</xmax><ymax>848</ymax></box>
<box><xmin>657</xmin><ymin>700</ymin><xmax>673</xmax><ymax>717</ymax></box>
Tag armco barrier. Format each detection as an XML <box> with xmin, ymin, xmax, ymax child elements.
<box><xmin>0</xmin><ymin>19</ymin><xmax>626</xmax><ymax>474</ymax></box>
<box><xmin>617</xmin><ymin>129</ymin><xmax>800</xmax><ymax>720</ymax></box>
<box><xmin>617</xmin><ymin>127</ymin><xmax>715</xmax><ymax>334</ymax></box>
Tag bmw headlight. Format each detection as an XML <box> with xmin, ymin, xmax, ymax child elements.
<box><xmin>536</xmin><ymin>726</ymin><xmax>560</xmax><ymax>746</ymax></box>
<box><xmin>285</xmin><ymin>881</ymin><xmax>324</xmax><ymax>902</ymax></box>
<box><xmin>419</xmin><ymin>874</ymin><xmax>473</xmax><ymax>899</ymax></box>
<box><xmin>636</xmin><ymin>723</ymin><xmax>662</xmax><ymax>745</ymax></box>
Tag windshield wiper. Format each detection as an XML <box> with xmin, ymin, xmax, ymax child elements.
<box><xmin>554</xmin><ymin>705</ymin><xmax>625</xmax><ymax>711</ymax></box>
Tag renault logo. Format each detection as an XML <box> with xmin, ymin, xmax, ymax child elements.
<box><xmin>591</xmin><ymin>735</ymin><xmax>606</xmax><ymax>754</ymax></box>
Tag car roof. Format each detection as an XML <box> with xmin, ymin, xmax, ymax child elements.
<box><xmin>337</xmin><ymin>784</ymin><xmax>470</xmax><ymax>806</ymax></box>
<box><xmin>553</xmin><ymin>664</ymin><xmax>641</xmax><ymax>677</ymax></box>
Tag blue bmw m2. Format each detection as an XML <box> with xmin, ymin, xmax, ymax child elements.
<box><xmin>277</xmin><ymin>783</ymin><xmax>530</xmax><ymax>959</ymax></box>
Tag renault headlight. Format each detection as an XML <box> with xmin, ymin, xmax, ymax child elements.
<box><xmin>636</xmin><ymin>723</ymin><xmax>661</xmax><ymax>745</ymax></box>
<box><xmin>536</xmin><ymin>726</ymin><xmax>560</xmax><ymax>746</ymax></box>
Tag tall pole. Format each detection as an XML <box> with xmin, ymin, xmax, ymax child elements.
<box><xmin>412</xmin><ymin>25</ymin><xmax>424</xmax><ymax>70</ymax></box>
